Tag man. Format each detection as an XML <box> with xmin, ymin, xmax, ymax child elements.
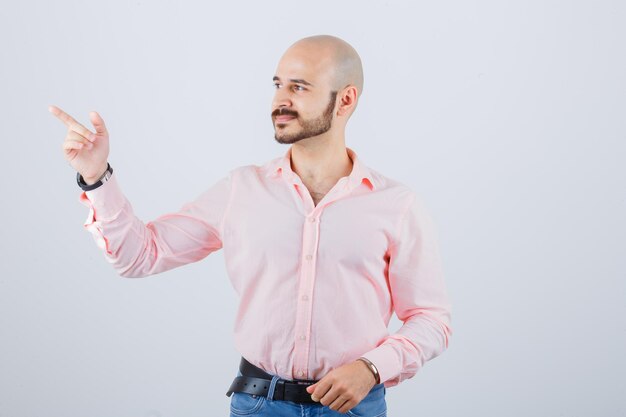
<box><xmin>50</xmin><ymin>35</ymin><xmax>452</xmax><ymax>416</ymax></box>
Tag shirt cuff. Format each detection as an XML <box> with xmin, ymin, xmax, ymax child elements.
<box><xmin>77</xmin><ymin>172</ymin><xmax>128</xmax><ymax>256</ymax></box>
<box><xmin>78</xmin><ymin>171</ymin><xmax>127</xmax><ymax>221</ymax></box>
<box><xmin>360</xmin><ymin>342</ymin><xmax>400</xmax><ymax>386</ymax></box>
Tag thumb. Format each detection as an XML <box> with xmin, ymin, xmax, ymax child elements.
<box><xmin>89</xmin><ymin>111</ymin><xmax>108</xmax><ymax>136</ymax></box>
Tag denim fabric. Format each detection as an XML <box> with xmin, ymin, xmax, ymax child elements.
<box><xmin>229</xmin><ymin>370</ymin><xmax>387</xmax><ymax>417</ymax></box>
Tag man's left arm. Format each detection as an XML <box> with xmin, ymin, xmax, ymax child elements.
<box><xmin>306</xmin><ymin>192</ymin><xmax>452</xmax><ymax>412</ymax></box>
<box><xmin>360</xmin><ymin>192</ymin><xmax>453</xmax><ymax>387</ymax></box>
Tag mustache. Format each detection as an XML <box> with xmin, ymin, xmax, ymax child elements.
<box><xmin>272</xmin><ymin>108</ymin><xmax>298</xmax><ymax>118</ymax></box>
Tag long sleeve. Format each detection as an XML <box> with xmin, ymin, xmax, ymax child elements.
<box><xmin>78</xmin><ymin>170</ymin><xmax>232</xmax><ymax>278</ymax></box>
<box><xmin>361</xmin><ymin>193</ymin><xmax>452</xmax><ymax>387</ymax></box>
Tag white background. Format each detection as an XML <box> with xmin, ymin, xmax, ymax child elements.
<box><xmin>1</xmin><ymin>1</ymin><xmax>624</xmax><ymax>416</ymax></box>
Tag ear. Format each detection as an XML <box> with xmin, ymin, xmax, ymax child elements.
<box><xmin>336</xmin><ymin>85</ymin><xmax>358</xmax><ymax>117</ymax></box>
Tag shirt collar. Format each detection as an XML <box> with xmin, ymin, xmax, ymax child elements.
<box><xmin>265</xmin><ymin>146</ymin><xmax>376</xmax><ymax>191</ymax></box>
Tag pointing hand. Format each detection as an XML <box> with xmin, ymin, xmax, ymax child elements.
<box><xmin>49</xmin><ymin>105</ymin><xmax>110</xmax><ymax>184</ymax></box>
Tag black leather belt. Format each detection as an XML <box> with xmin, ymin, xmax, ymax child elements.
<box><xmin>226</xmin><ymin>357</ymin><xmax>320</xmax><ymax>404</ymax></box>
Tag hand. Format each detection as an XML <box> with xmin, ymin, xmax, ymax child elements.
<box><xmin>305</xmin><ymin>360</ymin><xmax>377</xmax><ymax>414</ymax></box>
<box><xmin>49</xmin><ymin>105</ymin><xmax>110</xmax><ymax>183</ymax></box>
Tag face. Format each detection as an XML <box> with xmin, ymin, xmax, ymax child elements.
<box><xmin>271</xmin><ymin>45</ymin><xmax>339</xmax><ymax>144</ymax></box>
<box><xmin>272</xmin><ymin>91</ymin><xmax>337</xmax><ymax>144</ymax></box>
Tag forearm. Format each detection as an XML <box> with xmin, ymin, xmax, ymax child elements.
<box><xmin>79</xmin><ymin>173</ymin><xmax>156</xmax><ymax>277</ymax></box>
<box><xmin>360</xmin><ymin>310</ymin><xmax>451</xmax><ymax>387</ymax></box>
<box><xmin>78</xmin><ymin>171</ymin><xmax>227</xmax><ymax>277</ymax></box>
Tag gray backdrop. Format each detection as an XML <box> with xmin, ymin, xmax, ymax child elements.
<box><xmin>1</xmin><ymin>1</ymin><xmax>624</xmax><ymax>416</ymax></box>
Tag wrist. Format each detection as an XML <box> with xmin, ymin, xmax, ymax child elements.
<box><xmin>77</xmin><ymin>163</ymin><xmax>113</xmax><ymax>191</ymax></box>
<box><xmin>357</xmin><ymin>357</ymin><xmax>381</xmax><ymax>385</ymax></box>
<box><xmin>83</xmin><ymin>175</ymin><xmax>101</xmax><ymax>185</ymax></box>
<box><xmin>83</xmin><ymin>164</ymin><xmax>109</xmax><ymax>184</ymax></box>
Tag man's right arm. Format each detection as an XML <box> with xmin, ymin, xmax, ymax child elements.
<box><xmin>78</xmin><ymin>168</ymin><xmax>232</xmax><ymax>278</ymax></box>
<box><xmin>49</xmin><ymin>105</ymin><xmax>231</xmax><ymax>278</ymax></box>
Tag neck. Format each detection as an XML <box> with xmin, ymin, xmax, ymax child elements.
<box><xmin>289</xmin><ymin>135</ymin><xmax>353</xmax><ymax>185</ymax></box>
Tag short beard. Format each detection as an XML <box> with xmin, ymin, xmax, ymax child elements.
<box><xmin>273</xmin><ymin>91</ymin><xmax>338</xmax><ymax>144</ymax></box>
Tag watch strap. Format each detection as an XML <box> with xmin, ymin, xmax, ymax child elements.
<box><xmin>77</xmin><ymin>163</ymin><xmax>113</xmax><ymax>191</ymax></box>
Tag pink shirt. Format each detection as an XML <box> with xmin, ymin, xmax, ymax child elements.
<box><xmin>78</xmin><ymin>146</ymin><xmax>452</xmax><ymax>388</ymax></box>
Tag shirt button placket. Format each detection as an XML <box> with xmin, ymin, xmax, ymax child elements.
<box><xmin>293</xmin><ymin>212</ymin><xmax>320</xmax><ymax>380</ymax></box>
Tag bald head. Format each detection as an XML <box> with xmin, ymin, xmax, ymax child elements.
<box><xmin>284</xmin><ymin>35</ymin><xmax>364</xmax><ymax>98</ymax></box>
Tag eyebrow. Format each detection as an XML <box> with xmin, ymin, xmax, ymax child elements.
<box><xmin>273</xmin><ymin>76</ymin><xmax>314</xmax><ymax>87</ymax></box>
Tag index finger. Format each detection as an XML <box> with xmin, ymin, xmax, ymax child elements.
<box><xmin>48</xmin><ymin>105</ymin><xmax>94</xmax><ymax>139</ymax></box>
<box><xmin>48</xmin><ymin>105</ymin><xmax>78</xmax><ymax>127</ymax></box>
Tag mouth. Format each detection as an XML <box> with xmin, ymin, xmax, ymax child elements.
<box><xmin>275</xmin><ymin>115</ymin><xmax>296</xmax><ymax>124</ymax></box>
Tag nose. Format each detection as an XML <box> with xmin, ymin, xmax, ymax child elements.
<box><xmin>272</xmin><ymin>88</ymin><xmax>292</xmax><ymax>111</ymax></box>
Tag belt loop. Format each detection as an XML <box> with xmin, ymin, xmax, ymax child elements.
<box><xmin>266</xmin><ymin>374</ymin><xmax>281</xmax><ymax>400</ymax></box>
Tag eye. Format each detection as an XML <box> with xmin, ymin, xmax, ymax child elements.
<box><xmin>273</xmin><ymin>83</ymin><xmax>281</xmax><ymax>89</ymax></box>
<box><xmin>293</xmin><ymin>85</ymin><xmax>306</xmax><ymax>91</ymax></box>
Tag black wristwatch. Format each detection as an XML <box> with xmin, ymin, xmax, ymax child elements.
<box><xmin>77</xmin><ymin>163</ymin><xmax>113</xmax><ymax>191</ymax></box>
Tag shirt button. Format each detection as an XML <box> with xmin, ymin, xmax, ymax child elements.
<box><xmin>301</xmin><ymin>295</ymin><xmax>309</xmax><ymax>301</ymax></box>
<box><xmin>309</xmin><ymin>217</ymin><xmax>316</xmax><ymax>222</ymax></box>
<box><xmin>299</xmin><ymin>335</ymin><xmax>306</xmax><ymax>340</ymax></box>
<box><xmin>300</xmin><ymin>370</ymin><xmax>306</xmax><ymax>377</ymax></box>
<box><xmin>305</xmin><ymin>254</ymin><xmax>312</xmax><ymax>260</ymax></box>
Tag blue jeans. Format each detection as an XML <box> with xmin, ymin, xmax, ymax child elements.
<box><xmin>229</xmin><ymin>370</ymin><xmax>387</xmax><ymax>417</ymax></box>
